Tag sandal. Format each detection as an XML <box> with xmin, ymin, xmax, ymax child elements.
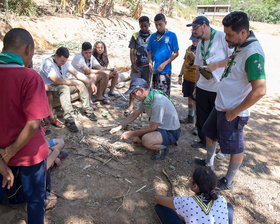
<box><xmin>50</xmin><ymin>120</ymin><xmax>63</xmax><ymax>128</ymax></box>
<box><xmin>44</xmin><ymin>194</ymin><xmax>57</xmax><ymax>210</ymax></box>
<box><xmin>124</xmin><ymin>109</ymin><xmax>132</xmax><ymax>117</ymax></box>
<box><xmin>58</xmin><ymin>151</ymin><xmax>68</xmax><ymax>161</ymax></box>
<box><xmin>95</xmin><ymin>98</ymin><xmax>110</xmax><ymax>105</ymax></box>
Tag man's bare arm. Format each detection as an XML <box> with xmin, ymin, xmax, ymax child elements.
<box><xmin>156</xmin><ymin>49</ymin><xmax>179</xmax><ymax>72</ymax></box>
<box><xmin>223</xmin><ymin>79</ymin><xmax>266</xmax><ymax>121</ymax></box>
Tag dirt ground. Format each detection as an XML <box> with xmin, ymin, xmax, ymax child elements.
<box><xmin>0</xmin><ymin>2</ymin><xmax>280</xmax><ymax>224</ymax></box>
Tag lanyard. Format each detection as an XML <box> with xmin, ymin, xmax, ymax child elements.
<box><xmin>220</xmin><ymin>31</ymin><xmax>257</xmax><ymax>80</ymax></box>
<box><xmin>201</xmin><ymin>28</ymin><xmax>216</xmax><ymax>65</ymax></box>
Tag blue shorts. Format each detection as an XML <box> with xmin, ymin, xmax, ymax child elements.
<box><xmin>203</xmin><ymin>108</ymin><xmax>249</xmax><ymax>154</ymax></box>
<box><xmin>182</xmin><ymin>80</ymin><xmax>195</xmax><ymax>100</ymax></box>
<box><xmin>157</xmin><ymin>128</ymin><xmax>181</xmax><ymax>146</ymax></box>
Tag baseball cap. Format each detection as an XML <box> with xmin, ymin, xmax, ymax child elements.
<box><xmin>125</xmin><ymin>78</ymin><xmax>149</xmax><ymax>95</ymax></box>
<box><xmin>187</xmin><ymin>16</ymin><xmax>209</xmax><ymax>27</ymax></box>
<box><xmin>189</xmin><ymin>33</ymin><xmax>199</xmax><ymax>42</ymax></box>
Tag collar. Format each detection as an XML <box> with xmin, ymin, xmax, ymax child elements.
<box><xmin>0</xmin><ymin>52</ymin><xmax>24</xmax><ymax>65</ymax></box>
<box><xmin>239</xmin><ymin>30</ymin><xmax>257</xmax><ymax>48</ymax></box>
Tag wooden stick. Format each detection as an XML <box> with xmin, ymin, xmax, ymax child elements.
<box><xmin>162</xmin><ymin>169</ymin><xmax>175</xmax><ymax>196</ymax></box>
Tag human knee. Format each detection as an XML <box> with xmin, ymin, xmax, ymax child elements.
<box><xmin>142</xmin><ymin>134</ymin><xmax>152</xmax><ymax>148</ymax></box>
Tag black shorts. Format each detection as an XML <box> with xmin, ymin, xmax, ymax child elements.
<box><xmin>182</xmin><ymin>80</ymin><xmax>195</xmax><ymax>100</ymax></box>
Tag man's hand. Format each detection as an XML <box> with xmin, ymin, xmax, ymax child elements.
<box><xmin>91</xmin><ymin>83</ymin><xmax>97</xmax><ymax>95</ymax></box>
<box><xmin>206</xmin><ymin>62</ymin><xmax>218</xmax><ymax>72</ymax></box>
<box><xmin>120</xmin><ymin>131</ymin><xmax>134</xmax><ymax>140</ymax></box>
<box><xmin>75</xmin><ymin>83</ymin><xmax>84</xmax><ymax>94</ymax></box>
<box><xmin>131</xmin><ymin>64</ymin><xmax>138</xmax><ymax>73</ymax></box>
<box><xmin>186</xmin><ymin>51</ymin><xmax>195</xmax><ymax>57</ymax></box>
<box><xmin>156</xmin><ymin>62</ymin><xmax>167</xmax><ymax>72</ymax></box>
<box><xmin>192</xmin><ymin>87</ymin><xmax>196</xmax><ymax>99</ymax></box>
<box><xmin>149</xmin><ymin>61</ymin><xmax>154</xmax><ymax>72</ymax></box>
<box><xmin>110</xmin><ymin>125</ymin><xmax>122</xmax><ymax>134</ymax></box>
<box><xmin>0</xmin><ymin>158</ymin><xmax>14</xmax><ymax>189</ymax></box>
<box><xmin>0</xmin><ymin>148</ymin><xmax>13</xmax><ymax>164</ymax></box>
<box><xmin>178</xmin><ymin>76</ymin><xmax>182</xmax><ymax>85</ymax></box>
<box><xmin>222</xmin><ymin>108</ymin><xmax>239</xmax><ymax>122</ymax></box>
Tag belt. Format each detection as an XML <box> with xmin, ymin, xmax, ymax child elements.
<box><xmin>169</xmin><ymin>128</ymin><xmax>181</xmax><ymax>133</ymax></box>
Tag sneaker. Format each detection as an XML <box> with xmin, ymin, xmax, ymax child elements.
<box><xmin>108</xmin><ymin>91</ymin><xmax>119</xmax><ymax>97</ymax></box>
<box><xmin>192</xmin><ymin>128</ymin><xmax>198</xmax><ymax>136</ymax></box>
<box><xmin>191</xmin><ymin>140</ymin><xmax>206</xmax><ymax>149</ymax></box>
<box><xmin>86</xmin><ymin>112</ymin><xmax>98</xmax><ymax>121</ymax></box>
<box><xmin>151</xmin><ymin>147</ymin><xmax>169</xmax><ymax>160</ymax></box>
<box><xmin>216</xmin><ymin>150</ymin><xmax>226</xmax><ymax>160</ymax></box>
<box><xmin>216</xmin><ymin>177</ymin><xmax>234</xmax><ymax>191</ymax></box>
<box><xmin>65</xmin><ymin>121</ymin><xmax>79</xmax><ymax>132</ymax></box>
<box><xmin>194</xmin><ymin>158</ymin><xmax>207</xmax><ymax>166</ymax></box>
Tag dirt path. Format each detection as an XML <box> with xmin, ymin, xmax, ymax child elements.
<box><xmin>0</xmin><ymin>3</ymin><xmax>280</xmax><ymax>224</ymax></box>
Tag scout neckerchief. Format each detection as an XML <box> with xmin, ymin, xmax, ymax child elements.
<box><xmin>200</xmin><ymin>28</ymin><xmax>216</xmax><ymax>65</ymax></box>
<box><xmin>220</xmin><ymin>30</ymin><xmax>258</xmax><ymax>80</ymax></box>
<box><xmin>52</xmin><ymin>56</ymin><xmax>63</xmax><ymax>76</ymax></box>
<box><xmin>155</xmin><ymin>29</ymin><xmax>167</xmax><ymax>42</ymax></box>
<box><xmin>139</xmin><ymin>30</ymin><xmax>151</xmax><ymax>43</ymax></box>
<box><xmin>0</xmin><ymin>52</ymin><xmax>24</xmax><ymax>65</ymax></box>
<box><xmin>192</xmin><ymin>194</ymin><xmax>213</xmax><ymax>215</ymax></box>
<box><xmin>142</xmin><ymin>89</ymin><xmax>174</xmax><ymax>108</ymax></box>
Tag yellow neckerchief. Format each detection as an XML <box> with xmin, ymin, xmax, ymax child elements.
<box><xmin>192</xmin><ymin>194</ymin><xmax>213</xmax><ymax>215</ymax></box>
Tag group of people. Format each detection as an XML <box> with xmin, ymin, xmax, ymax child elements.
<box><xmin>0</xmin><ymin>10</ymin><xmax>266</xmax><ymax>224</ymax></box>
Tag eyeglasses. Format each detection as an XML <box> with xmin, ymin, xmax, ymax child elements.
<box><xmin>192</xmin><ymin>25</ymin><xmax>202</xmax><ymax>31</ymax></box>
<box><xmin>131</xmin><ymin>89</ymin><xmax>139</xmax><ymax>95</ymax></box>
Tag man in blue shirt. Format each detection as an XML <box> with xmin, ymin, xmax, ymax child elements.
<box><xmin>147</xmin><ymin>13</ymin><xmax>179</xmax><ymax>96</ymax></box>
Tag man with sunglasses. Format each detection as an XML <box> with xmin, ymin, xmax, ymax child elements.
<box><xmin>110</xmin><ymin>78</ymin><xmax>180</xmax><ymax>160</ymax></box>
<box><xmin>187</xmin><ymin>16</ymin><xmax>233</xmax><ymax>149</ymax></box>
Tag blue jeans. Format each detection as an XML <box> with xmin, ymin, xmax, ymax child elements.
<box><xmin>155</xmin><ymin>203</ymin><xmax>234</xmax><ymax>224</ymax></box>
<box><xmin>0</xmin><ymin>160</ymin><xmax>46</xmax><ymax>224</ymax></box>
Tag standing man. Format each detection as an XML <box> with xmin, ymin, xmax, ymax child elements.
<box><xmin>187</xmin><ymin>16</ymin><xmax>233</xmax><ymax>148</ymax></box>
<box><xmin>110</xmin><ymin>78</ymin><xmax>180</xmax><ymax>160</ymax></box>
<box><xmin>125</xmin><ymin>15</ymin><xmax>152</xmax><ymax>116</ymax></box>
<box><xmin>147</xmin><ymin>13</ymin><xmax>179</xmax><ymax>96</ymax></box>
<box><xmin>195</xmin><ymin>11</ymin><xmax>266</xmax><ymax>191</ymax></box>
<box><xmin>40</xmin><ymin>47</ymin><xmax>97</xmax><ymax>133</ymax></box>
<box><xmin>0</xmin><ymin>28</ymin><xmax>50</xmax><ymax>224</ymax></box>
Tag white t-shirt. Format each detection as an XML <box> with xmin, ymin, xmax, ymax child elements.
<box><xmin>174</xmin><ymin>195</ymin><xmax>228</xmax><ymax>224</ymax></box>
<box><xmin>39</xmin><ymin>57</ymin><xmax>74</xmax><ymax>85</ymax></box>
<box><xmin>215</xmin><ymin>41</ymin><xmax>266</xmax><ymax>117</ymax></box>
<box><xmin>71</xmin><ymin>53</ymin><xmax>99</xmax><ymax>74</ymax></box>
<box><xmin>194</xmin><ymin>30</ymin><xmax>233</xmax><ymax>92</ymax></box>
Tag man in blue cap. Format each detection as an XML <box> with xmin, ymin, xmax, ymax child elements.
<box><xmin>187</xmin><ymin>16</ymin><xmax>233</xmax><ymax>149</ymax></box>
<box><xmin>110</xmin><ymin>78</ymin><xmax>180</xmax><ymax>160</ymax></box>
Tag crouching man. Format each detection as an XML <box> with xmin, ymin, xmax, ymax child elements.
<box><xmin>110</xmin><ymin>78</ymin><xmax>180</xmax><ymax>160</ymax></box>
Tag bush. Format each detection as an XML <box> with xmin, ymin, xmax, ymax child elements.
<box><xmin>7</xmin><ymin>0</ymin><xmax>38</xmax><ymax>17</ymax></box>
<box><xmin>267</xmin><ymin>5</ymin><xmax>280</xmax><ymax>24</ymax></box>
<box><xmin>245</xmin><ymin>4</ymin><xmax>269</xmax><ymax>22</ymax></box>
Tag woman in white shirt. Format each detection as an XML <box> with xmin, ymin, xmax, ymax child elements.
<box><xmin>155</xmin><ymin>167</ymin><xmax>233</xmax><ymax>224</ymax></box>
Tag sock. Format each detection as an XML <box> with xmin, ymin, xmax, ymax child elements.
<box><xmin>205</xmin><ymin>143</ymin><xmax>217</xmax><ymax>167</ymax></box>
<box><xmin>225</xmin><ymin>162</ymin><xmax>241</xmax><ymax>184</ymax></box>
<box><xmin>188</xmin><ymin>104</ymin><xmax>194</xmax><ymax>117</ymax></box>
<box><xmin>159</xmin><ymin>145</ymin><xmax>167</xmax><ymax>151</ymax></box>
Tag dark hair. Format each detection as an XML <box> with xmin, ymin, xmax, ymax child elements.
<box><xmin>82</xmin><ymin>42</ymin><xmax>92</xmax><ymax>51</ymax></box>
<box><xmin>3</xmin><ymin>28</ymin><xmax>34</xmax><ymax>51</ymax></box>
<box><xmin>92</xmin><ymin>41</ymin><xmax>109</xmax><ymax>67</ymax></box>
<box><xmin>222</xmin><ymin>11</ymin><xmax>249</xmax><ymax>33</ymax></box>
<box><xmin>55</xmin><ymin>47</ymin><xmax>69</xmax><ymax>58</ymax></box>
<box><xmin>192</xmin><ymin>167</ymin><xmax>218</xmax><ymax>200</ymax></box>
<box><xmin>154</xmin><ymin>13</ymin><xmax>166</xmax><ymax>22</ymax></box>
<box><xmin>139</xmin><ymin>16</ymin><xmax>149</xmax><ymax>23</ymax></box>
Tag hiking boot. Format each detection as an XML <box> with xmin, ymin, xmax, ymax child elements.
<box><xmin>191</xmin><ymin>140</ymin><xmax>206</xmax><ymax>149</ymax></box>
<box><xmin>216</xmin><ymin>177</ymin><xmax>234</xmax><ymax>191</ymax></box>
<box><xmin>65</xmin><ymin>121</ymin><xmax>79</xmax><ymax>133</ymax></box>
<box><xmin>86</xmin><ymin>112</ymin><xmax>98</xmax><ymax>121</ymax></box>
<box><xmin>151</xmin><ymin>147</ymin><xmax>169</xmax><ymax>160</ymax></box>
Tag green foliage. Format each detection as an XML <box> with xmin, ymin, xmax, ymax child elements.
<box><xmin>245</xmin><ymin>4</ymin><xmax>269</xmax><ymax>22</ymax></box>
<box><xmin>267</xmin><ymin>4</ymin><xmax>280</xmax><ymax>23</ymax></box>
<box><xmin>56</xmin><ymin>41</ymin><xmax>81</xmax><ymax>51</ymax></box>
<box><xmin>7</xmin><ymin>0</ymin><xmax>38</xmax><ymax>16</ymax></box>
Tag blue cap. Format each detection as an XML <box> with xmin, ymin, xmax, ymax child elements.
<box><xmin>187</xmin><ymin>16</ymin><xmax>209</xmax><ymax>27</ymax></box>
<box><xmin>189</xmin><ymin>33</ymin><xmax>199</xmax><ymax>42</ymax></box>
<box><xmin>125</xmin><ymin>78</ymin><xmax>149</xmax><ymax>95</ymax></box>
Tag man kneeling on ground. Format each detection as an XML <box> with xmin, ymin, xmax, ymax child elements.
<box><xmin>40</xmin><ymin>47</ymin><xmax>98</xmax><ymax>132</ymax></box>
<box><xmin>110</xmin><ymin>78</ymin><xmax>181</xmax><ymax>160</ymax></box>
